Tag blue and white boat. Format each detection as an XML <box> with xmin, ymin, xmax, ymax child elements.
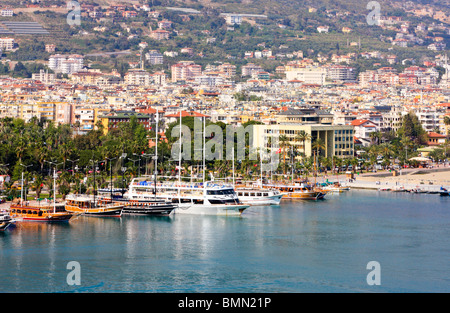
<box><xmin>128</xmin><ymin>178</ymin><xmax>248</xmax><ymax>216</ymax></box>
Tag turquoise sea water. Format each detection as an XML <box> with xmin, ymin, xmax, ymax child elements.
<box><xmin>1</xmin><ymin>190</ymin><xmax>449</xmax><ymax>293</ymax></box>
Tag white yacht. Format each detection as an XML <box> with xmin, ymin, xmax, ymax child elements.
<box><xmin>0</xmin><ymin>210</ymin><xmax>13</xmax><ymax>231</ymax></box>
<box><xmin>128</xmin><ymin>178</ymin><xmax>248</xmax><ymax>216</ymax></box>
<box><xmin>235</xmin><ymin>187</ymin><xmax>284</xmax><ymax>206</ymax></box>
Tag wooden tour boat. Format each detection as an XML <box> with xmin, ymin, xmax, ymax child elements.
<box><xmin>9</xmin><ymin>199</ymin><xmax>73</xmax><ymax>222</ymax></box>
<box><xmin>65</xmin><ymin>194</ymin><xmax>124</xmax><ymax>217</ymax></box>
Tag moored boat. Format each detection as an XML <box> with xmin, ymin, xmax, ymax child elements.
<box><xmin>266</xmin><ymin>182</ymin><xmax>327</xmax><ymax>200</ymax></box>
<box><xmin>322</xmin><ymin>182</ymin><xmax>350</xmax><ymax>194</ymax></box>
<box><xmin>235</xmin><ymin>187</ymin><xmax>284</xmax><ymax>205</ymax></box>
<box><xmin>65</xmin><ymin>194</ymin><xmax>123</xmax><ymax>217</ymax></box>
<box><xmin>9</xmin><ymin>200</ymin><xmax>73</xmax><ymax>222</ymax></box>
<box><xmin>439</xmin><ymin>187</ymin><xmax>450</xmax><ymax>197</ymax></box>
<box><xmin>98</xmin><ymin>188</ymin><xmax>177</xmax><ymax>216</ymax></box>
<box><xmin>0</xmin><ymin>210</ymin><xmax>13</xmax><ymax>230</ymax></box>
<box><xmin>129</xmin><ymin>178</ymin><xmax>248</xmax><ymax>216</ymax></box>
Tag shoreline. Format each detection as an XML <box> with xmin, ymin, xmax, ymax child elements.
<box><xmin>317</xmin><ymin>167</ymin><xmax>450</xmax><ymax>192</ymax></box>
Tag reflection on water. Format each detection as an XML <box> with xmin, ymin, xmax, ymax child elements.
<box><xmin>1</xmin><ymin>191</ymin><xmax>450</xmax><ymax>292</ymax></box>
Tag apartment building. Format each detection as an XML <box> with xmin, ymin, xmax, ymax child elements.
<box><xmin>150</xmin><ymin>29</ymin><xmax>170</xmax><ymax>40</ymax></box>
<box><xmin>219</xmin><ymin>63</ymin><xmax>237</xmax><ymax>78</ymax></box>
<box><xmin>285</xmin><ymin>67</ymin><xmax>327</xmax><ymax>85</ymax></box>
<box><xmin>0</xmin><ymin>37</ymin><xmax>15</xmax><ymax>50</ymax></box>
<box><xmin>45</xmin><ymin>44</ymin><xmax>56</xmax><ymax>53</ymax></box>
<box><xmin>241</xmin><ymin>63</ymin><xmax>264</xmax><ymax>77</ymax></box>
<box><xmin>195</xmin><ymin>74</ymin><xmax>224</xmax><ymax>87</ymax></box>
<box><xmin>171</xmin><ymin>61</ymin><xmax>202</xmax><ymax>82</ymax></box>
<box><xmin>72</xmin><ymin>106</ymin><xmax>111</xmax><ymax>134</ymax></box>
<box><xmin>0</xmin><ymin>9</ymin><xmax>14</xmax><ymax>17</ymax></box>
<box><xmin>124</xmin><ymin>69</ymin><xmax>152</xmax><ymax>86</ymax></box>
<box><xmin>32</xmin><ymin>69</ymin><xmax>56</xmax><ymax>84</ymax></box>
<box><xmin>99</xmin><ymin>111</ymin><xmax>153</xmax><ymax>135</ymax></box>
<box><xmin>416</xmin><ymin>109</ymin><xmax>442</xmax><ymax>132</ymax></box>
<box><xmin>224</xmin><ymin>15</ymin><xmax>242</xmax><ymax>25</ymax></box>
<box><xmin>49</xmin><ymin>54</ymin><xmax>84</xmax><ymax>74</ymax></box>
<box><xmin>325</xmin><ymin>65</ymin><xmax>355</xmax><ymax>82</ymax></box>
<box><xmin>152</xmin><ymin>72</ymin><xmax>168</xmax><ymax>86</ymax></box>
<box><xmin>145</xmin><ymin>50</ymin><xmax>164</xmax><ymax>65</ymax></box>
<box><xmin>0</xmin><ymin>102</ymin><xmax>71</xmax><ymax>124</ymax></box>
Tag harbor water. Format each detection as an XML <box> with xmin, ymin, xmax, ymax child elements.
<box><xmin>1</xmin><ymin>189</ymin><xmax>449</xmax><ymax>293</ymax></box>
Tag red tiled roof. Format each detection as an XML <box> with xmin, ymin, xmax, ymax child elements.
<box><xmin>428</xmin><ymin>132</ymin><xmax>446</xmax><ymax>138</ymax></box>
<box><xmin>350</xmin><ymin>119</ymin><xmax>370</xmax><ymax>126</ymax></box>
<box><xmin>165</xmin><ymin>110</ymin><xmax>209</xmax><ymax>118</ymax></box>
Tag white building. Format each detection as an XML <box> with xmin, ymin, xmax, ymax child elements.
<box><xmin>124</xmin><ymin>69</ymin><xmax>152</xmax><ymax>86</ymax></box>
<box><xmin>32</xmin><ymin>69</ymin><xmax>56</xmax><ymax>84</ymax></box>
<box><xmin>145</xmin><ymin>50</ymin><xmax>164</xmax><ymax>65</ymax></box>
<box><xmin>195</xmin><ymin>74</ymin><xmax>224</xmax><ymax>87</ymax></box>
<box><xmin>0</xmin><ymin>37</ymin><xmax>14</xmax><ymax>50</ymax></box>
<box><xmin>152</xmin><ymin>72</ymin><xmax>167</xmax><ymax>86</ymax></box>
<box><xmin>241</xmin><ymin>63</ymin><xmax>264</xmax><ymax>77</ymax></box>
<box><xmin>350</xmin><ymin>119</ymin><xmax>379</xmax><ymax>147</ymax></box>
<box><xmin>0</xmin><ymin>9</ymin><xmax>14</xmax><ymax>17</ymax></box>
<box><xmin>326</xmin><ymin>65</ymin><xmax>355</xmax><ymax>82</ymax></box>
<box><xmin>224</xmin><ymin>15</ymin><xmax>242</xmax><ymax>25</ymax></box>
<box><xmin>285</xmin><ymin>67</ymin><xmax>327</xmax><ymax>85</ymax></box>
<box><xmin>49</xmin><ymin>54</ymin><xmax>84</xmax><ymax>74</ymax></box>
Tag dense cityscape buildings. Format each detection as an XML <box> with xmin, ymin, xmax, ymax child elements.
<box><xmin>0</xmin><ymin>0</ymin><xmax>449</xmax><ymax>165</ymax></box>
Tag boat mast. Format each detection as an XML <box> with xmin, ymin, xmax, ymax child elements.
<box><xmin>178</xmin><ymin>110</ymin><xmax>182</xmax><ymax>204</ymax></box>
<box><xmin>232</xmin><ymin>146</ymin><xmax>235</xmax><ymax>188</ymax></box>
<box><xmin>21</xmin><ymin>172</ymin><xmax>24</xmax><ymax>205</ymax></box>
<box><xmin>154</xmin><ymin>110</ymin><xmax>158</xmax><ymax>199</ymax></box>
<box><xmin>93</xmin><ymin>160</ymin><xmax>96</xmax><ymax>206</ymax></box>
<box><xmin>203</xmin><ymin>116</ymin><xmax>206</xmax><ymax>185</ymax></box>
<box><xmin>313</xmin><ymin>150</ymin><xmax>317</xmax><ymax>187</ymax></box>
<box><xmin>53</xmin><ymin>168</ymin><xmax>56</xmax><ymax>213</ymax></box>
<box><xmin>291</xmin><ymin>145</ymin><xmax>294</xmax><ymax>183</ymax></box>
<box><xmin>260</xmin><ymin>148</ymin><xmax>263</xmax><ymax>188</ymax></box>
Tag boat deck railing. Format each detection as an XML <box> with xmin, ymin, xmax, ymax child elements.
<box><xmin>131</xmin><ymin>181</ymin><xmax>234</xmax><ymax>190</ymax></box>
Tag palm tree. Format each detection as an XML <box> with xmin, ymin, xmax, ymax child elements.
<box><xmin>31</xmin><ymin>174</ymin><xmax>44</xmax><ymax>199</ymax></box>
<box><xmin>295</xmin><ymin>130</ymin><xmax>311</xmax><ymax>159</ymax></box>
<box><xmin>380</xmin><ymin>142</ymin><xmax>394</xmax><ymax>160</ymax></box>
<box><xmin>279</xmin><ymin>135</ymin><xmax>290</xmax><ymax>174</ymax></box>
<box><xmin>369</xmin><ymin>131</ymin><xmax>382</xmax><ymax>145</ymax></box>
<box><xmin>312</xmin><ymin>138</ymin><xmax>326</xmax><ymax>157</ymax></box>
<box><xmin>350</xmin><ymin>158</ymin><xmax>359</xmax><ymax>173</ymax></box>
<box><xmin>332</xmin><ymin>156</ymin><xmax>342</xmax><ymax>174</ymax></box>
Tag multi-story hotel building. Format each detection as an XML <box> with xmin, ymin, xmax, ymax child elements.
<box><xmin>49</xmin><ymin>54</ymin><xmax>84</xmax><ymax>74</ymax></box>
<box><xmin>252</xmin><ymin>124</ymin><xmax>355</xmax><ymax>159</ymax></box>
<box><xmin>285</xmin><ymin>67</ymin><xmax>327</xmax><ymax>85</ymax></box>
<box><xmin>0</xmin><ymin>102</ymin><xmax>72</xmax><ymax>124</ymax></box>
<box><xmin>124</xmin><ymin>69</ymin><xmax>152</xmax><ymax>86</ymax></box>
<box><xmin>171</xmin><ymin>61</ymin><xmax>202</xmax><ymax>82</ymax></box>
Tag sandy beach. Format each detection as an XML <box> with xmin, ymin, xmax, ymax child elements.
<box><xmin>322</xmin><ymin>166</ymin><xmax>450</xmax><ymax>191</ymax></box>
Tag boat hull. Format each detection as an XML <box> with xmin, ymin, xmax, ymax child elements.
<box><xmin>66</xmin><ymin>206</ymin><xmax>122</xmax><ymax>217</ymax></box>
<box><xmin>0</xmin><ymin>218</ymin><xmax>12</xmax><ymax>230</ymax></box>
<box><xmin>122</xmin><ymin>204</ymin><xmax>176</xmax><ymax>216</ymax></box>
<box><xmin>104</xmin><ymin>198</ymin><xmax>177</xmax><ymax>216</ymax></box>
<box><xmin>239</xmin><ymin>194</ymin><xmax>283</xmax><ymax>206</ymax></box>
<box><xmin>283</xmin><ymin>191</ymin><xmax>326</xmax><ymax>200</ymax></box>
<box><xmin>174</xmin><ymin>203</ymin><xmax>248</xmax><ymax>216</ymax></box>
<box><xmin>9</xmin><ymin>205</ymin><xmax>73</xmax><ymax>222</ymax></box>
